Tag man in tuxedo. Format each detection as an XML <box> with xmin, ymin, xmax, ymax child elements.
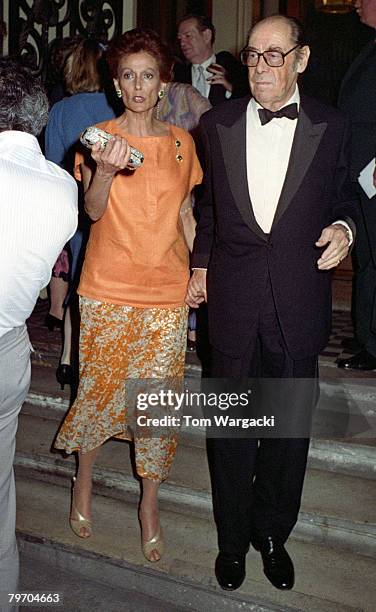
<box><xmin>337</xmin><ymin>0</ymin><xmax>376</xmax><ymax>371</ymax></box>
<box><xmin>186</xmin><ymin>15</ymin><xmax>356</xmax><ymax>592</ymax></box>
<box><xmin>174</xmin><ymin>13</ymin><xmax>249</xmax><ymax>106</ymax></box>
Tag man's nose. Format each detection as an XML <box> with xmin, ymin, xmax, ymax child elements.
<box><xmin>255</xmin><ymin>56</ymin><xmax>269</xmax><ymax>73</ymax></box>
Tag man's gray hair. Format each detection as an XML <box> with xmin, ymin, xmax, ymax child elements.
<box><xmin>0</xmin><ymin>58</ymin><xmax>49</xmax><ymax>136</ymax></box>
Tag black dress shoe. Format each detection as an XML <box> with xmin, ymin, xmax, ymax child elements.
<box><xmin>186</xmin><ymin>338</ymin><xmax>196</xmax><ymax>352</ymax></box>
<box><xmin>44</xmin><ymin>313</ymin><xmax>63</xmax><ymax>331</ymax></box>
<box><xmin>337</xmin><ymin>349</ymin><xmax>376</xmax><ymax>371</ymax></box>
<box><xmin>340</xmin><ymin>337</ymin><xmax>363</xmax><ymax>354</ymax></box>
<box><xmin>56</xmin><ymin>364</ymin><xmax>73</xmax><ymax>390</ymax></box>
<box><xmin>215</xmin><ymin>552</ymin><xmax>246</xmax><ymax>591</ymax></box>
<box><xmin>254</xmin><ymin>536</ymin><xmax>294</xmax><ymax>590</ymax></box>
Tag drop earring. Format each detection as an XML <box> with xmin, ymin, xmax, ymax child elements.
<box><xmin>158</xmin><ymin>89</ymin><xmax>165</xmax><ymax>99</ymax></box>
<box><xmin>116</xmin><ymin>88</ymin><xmax>122</xmax><ymax>98</ymax></box>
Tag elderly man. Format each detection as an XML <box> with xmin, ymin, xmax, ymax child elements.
<box><xmin>174</xmin><ymin>13</ymin><xmax>249</xmax><ymax>105</ymax></box>
<box><xmin>337</xmin><ymin>0</ymin><xmax>376</xmax><ymax>371</ymax></box>
<box><xmin>0</xmin><ymin>59</ymin><xmax>77</xmax><ymax>606</ymax></box>
<box><xmin>186</xmin><ymin>16</ymin><xmax>356</xmax><ymax>592</ymax></box>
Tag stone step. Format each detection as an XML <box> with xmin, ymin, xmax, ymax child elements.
<box><xmin>15</xmin><ymin>477</ymin><xmax>376</xmax><ymax>612</ymax></box>
<box><xmin>15</xmin><ymin>408</ymin><xmax>376</xmax><ymax>558</ymax></box>
<box><xmin>23</xmin><ymin>386</ymin><xmax>376</xmax><ymax>481</ymax></box>
<box><xmin>19</xmin><ymin>547</ymin><xmax>186</xmax><ymax>612</ymax></box>
<box><xmin>29</xmin><ymin>359</ymin><xmax>376</xmax><ymax>436</ymax></box>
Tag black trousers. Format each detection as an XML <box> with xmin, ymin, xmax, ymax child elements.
<box><xmin>207</xmin><ymin>278</ymin><xmax>318</xmax><ymax>556</ymax></box>
<box><xmin>353</xmin><ymin>191</ymin><xmax>376</xmax><ymax>356</ymax></box>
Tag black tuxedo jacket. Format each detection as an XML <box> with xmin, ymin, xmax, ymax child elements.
<box><xmin>338</xmin><ymin>40</ymin><xmax>376</xmax><ymax>181</ymax></box>
<box><xmin>192</xmin><ymin>95</ymin><xmax>357</xmax><ymax>359</ymax></box>
<box><xmin>173</xmin><ymin>51</ymin><xmax>249</xmax><ymax>106</ymax></box>
<box><xmin>338</xmin><ymin>41</ymin><xmax>376</xmax><ymax>262</ymax></box>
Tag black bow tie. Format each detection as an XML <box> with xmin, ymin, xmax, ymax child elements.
<box><xmin>258</xmin><ymin>103</ymin><xmax>298</xmax><ymax>126</ymax></box>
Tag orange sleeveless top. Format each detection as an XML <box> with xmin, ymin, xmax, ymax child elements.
<box><xmin>75</xmin><ymin>119</ymin><xmax>202</xmax><ymax>308</ymax></box>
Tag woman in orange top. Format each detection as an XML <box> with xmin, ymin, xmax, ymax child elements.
<box><xmin>54</xmin><ymin>29</ymin><xmax>202</xmax><ymax>562</ymax></box>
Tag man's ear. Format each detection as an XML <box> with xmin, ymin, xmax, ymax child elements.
<box><xmin>296</xmin><ymin>45</ymin><xmax>310</xmax><ymax>74</ymax></box>
<box><xmin>203</xmin><ymin>28</ymin><xmax>212</xmax><ymax>47</ymax></box>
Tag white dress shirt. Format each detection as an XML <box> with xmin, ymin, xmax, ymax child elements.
<box><xmin>0</xmin><ymin>131</ymin><xmax>78</xmax><ymax>338</ymax></box>
<box><xmin>246</xmin><ymin>87</ymin><xmax>353</xmax><ymax>241</ymax></box>
<box><xmin>192</xmin><ymin>54</ymin><xmax>232</xmax><ymax>99</ymax></box>
<box><xmin>246</xmin><ymin>88</ymin><xmax>300</xmax><ymax>233</ymax></box>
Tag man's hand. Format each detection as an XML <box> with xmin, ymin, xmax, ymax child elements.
<box><xmin>316</xmin><ymin>224</ymin><xmax>350</xmax><ymax>270</ymax></box>
<box><xmin>185</xmin><ymin>269</ymin><xmax>207</xmax><ymax>308</ymax></box>
<box><xmin>207</xmin><ymin>64</ymin><xmax>233</xmax><ymax>93</ymax></box>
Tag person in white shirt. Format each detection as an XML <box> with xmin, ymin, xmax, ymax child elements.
<box><xmin>174</xmin><ymin>13</ymin><xmax>249</xmax><ymax>106</ymax></box>
<box><xmin>186</xmin><ymin>15</ymin><xmax>356</xmax><ymax>593</ymax></box>
<box><xmin>0</xmin><ymin>58</ymin><xmax>77</xmax><ymax>607</ymax></box>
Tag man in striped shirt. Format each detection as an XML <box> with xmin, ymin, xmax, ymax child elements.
<box><xmin>0</xmin><ymin>58</ymin><xmax>77</xmax><ymax>607</ymax></box>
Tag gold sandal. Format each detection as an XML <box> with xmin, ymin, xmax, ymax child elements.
<box><xmin>69</xmin><ymin>476</ymin><xmax>92</xmax><ymax>539</ymax></box>
<box><xmin>142</xmin><ymin>526</ymin><xmax>164</xmax><ymax>562</ymax></box>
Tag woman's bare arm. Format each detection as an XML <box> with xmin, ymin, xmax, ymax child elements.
<box><xmin>180</xmin><ymin>193</ymin><xmax>196</xmax><ymax>252</ymax></box>
<box><xmin>82</xmin><ymin>137</ymin><xmax>131</xmax><ymax>221</ymax></box>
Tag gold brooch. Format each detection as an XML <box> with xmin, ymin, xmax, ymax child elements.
<box><xmin>175</xmin><ymin>139</ymin><xmax>183</xmax><ymax>162</ymax></box>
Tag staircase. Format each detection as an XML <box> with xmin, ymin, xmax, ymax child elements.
<box><xmin>15</xmin><ymin>342</ymin><xmax>376</xmax><ymax>611</ymax></box>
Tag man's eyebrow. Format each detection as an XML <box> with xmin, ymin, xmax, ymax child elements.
<box><xmin>178</xmin><ymin>28</ymin><xmax>195</xmax><ymax>35</ymax></box>
<box><xmin>248</xmin><ymin>45</ymin><xmax>284</xmax><ymax>52</ymax></box>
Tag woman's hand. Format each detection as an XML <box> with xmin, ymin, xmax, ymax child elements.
<box><xmin>185</xmin><ymin>269</ymin><xmax>207</xmax><ymax>308</ymax></box>
<box><xmin>91</xmin><ymin>136</ymin><xmax>132</xmax><ymax>178</ymax></box>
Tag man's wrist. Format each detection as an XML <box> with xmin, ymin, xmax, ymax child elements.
<box><xmin>332</xmin><ymin>221</ymin><xmax>353</xmax><ymax>246</ymax></box>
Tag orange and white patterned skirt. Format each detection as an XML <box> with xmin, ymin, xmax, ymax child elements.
<box><xmin>54</xmin><ymin>297</ymin><xmax>188</xmax><ymax>481</ymax></box>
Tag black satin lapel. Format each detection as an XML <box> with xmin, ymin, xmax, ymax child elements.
<box><xmin>217</xmin><ymin>117</ymin><xmax>267</xmax><ymax>240</ymax></box>
<box><xmin>272</xmin><ymin>108</ymin><xmax>327</xmax><ymax>229</ymax></box>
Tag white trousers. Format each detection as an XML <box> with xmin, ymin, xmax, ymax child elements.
<box><xmin>0</xmin><ymin>325</ymin><xmax>31</xmax><ymax>612</ymax></box>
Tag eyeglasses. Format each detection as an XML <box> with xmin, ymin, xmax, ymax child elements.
<box><xmin>240</xmin><ymin>44</ymin><xmax>301</xmax><ymax>68</ymax></box>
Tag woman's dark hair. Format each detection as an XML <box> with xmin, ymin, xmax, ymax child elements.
<box><xmin>106</xmin><ymin>28</ymin><xmax>173</xmax><ymax>82</ymax></box>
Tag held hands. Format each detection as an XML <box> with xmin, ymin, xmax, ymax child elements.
<box><xmin>316</xmin><ymin>224</ymin><xmax>350</xmax><ymax>270</ymax></box>
<box><xmin>207</xmin><ymin>63</ymin><xmax>233</xmax><ymax>93</ymax></box>
<box><xmin>91</xmin><ymin>136</ymin><xmax>132</xmax><ymax>178</ymax></box>
<box><xmin>185</xmin><ymin>269</ymin><xmax>207</xmax><ymax>308</ymax></box>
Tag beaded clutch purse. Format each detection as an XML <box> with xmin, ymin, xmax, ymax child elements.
<box><xmin>80</xmin><ymin>126</ymin><xmax>144</xmax><ymax>169</ymax></box>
